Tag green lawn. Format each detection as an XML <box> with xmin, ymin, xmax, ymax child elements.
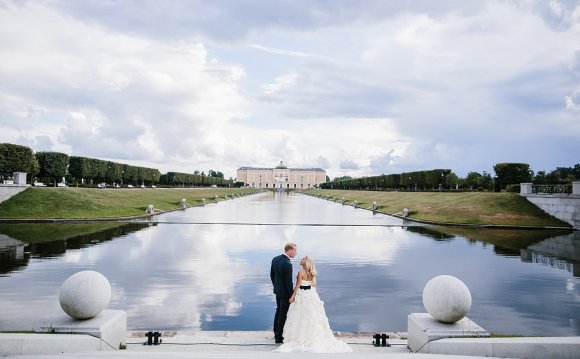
<box><xmin>304</xmin><ymin>189</ymin><xmax>570</xmax><ymax>227</ymax></box>
<box><xmin>0</xmin><ymin>187</ymin><xmax>571</xmax><ymax>228</ymax></box>
<box><xmin>0</xmin><ymin>187</ymin><xmax>261</xmax><ymax>219</ymax></box>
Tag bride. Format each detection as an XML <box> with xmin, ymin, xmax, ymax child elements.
<box><xmin>275</xmin><ymin>256</ymin><xmax>352</xmax><ymax>353</ymax></box>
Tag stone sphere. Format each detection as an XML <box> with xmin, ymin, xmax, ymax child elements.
<box><xmin>59</xmin><ymin>271</ymin><xmax>111</xmax><ymax>320</ymax></box>
<box><xmin>422</xmin><ymin>275</ymin><xmax>472</xmax><ymax>323</ymax></box>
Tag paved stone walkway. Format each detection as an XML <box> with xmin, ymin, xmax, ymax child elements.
<box><xmin>1</xmin><ymin>331</ymin><xmax>504</xmax><ymax>358</ymax></box>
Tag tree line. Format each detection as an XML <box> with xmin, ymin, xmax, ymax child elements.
<box><xmin>322</xmin><ymin>169</ymin><xmax>453</xmax><ymax>190</ymax></box>
<box><xmin>0</xmin><ymin>143</ymin><xmax>233</xmax><ymax>187</ymax></box>
<box><xmin>324</xmin><ymin>163</ymin><xmax>580</xmax><ymax>192</ymax></box>
<box><xmin>158</xmin><ymin>172</ymin><xmax>231</xmax><ymax>187</ymax></box>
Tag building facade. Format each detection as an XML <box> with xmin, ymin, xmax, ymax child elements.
<box><xmin>237</xmin><ymin>161</ymin><xmax>326</xmax><ymax>189</ymax></box>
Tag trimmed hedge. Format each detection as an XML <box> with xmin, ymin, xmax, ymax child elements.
<box><xmin>322</xmin><ymin>169</ymin><xmax>452</xmax><ymax>190</ymax></box>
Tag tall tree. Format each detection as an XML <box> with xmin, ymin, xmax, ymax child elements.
<box><xmin>465</xmin><ymin>172</ymin><xmax>482</xmax><ymax>189</ymax></box>
<box><xmin>0</xmin><ymin>143</ymin><xmax>39</xmax><ymax>176</ymax></box>
<box><xmin>68</xmin><ymin>156</ymin><xmax>91</xmax><ymax>183</ymax></box>
<box><xmin>35</xmin><ymin>151</ymin><xmax>69</xmax><ymax>186</ymax></box>
<box><xmin>493</xmin><ymin>163</ymin><xmax>532</xmax><ymax>190</ymax></box>
<box><xmin>208</xmin><ymin>169</ymin><xmax>224</xmax><ymax>178</ymax></box>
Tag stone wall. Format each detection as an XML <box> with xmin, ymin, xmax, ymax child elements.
<box><xmin>0</xmin><ymin>185</ymin><xmax>29</xmax><ymax>204</ymax></box>
<box><xmin>520</xmin><ymin>182</ymin><xmax>580</xmax><ymax>229</ymax></box>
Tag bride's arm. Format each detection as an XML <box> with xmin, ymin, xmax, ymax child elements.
<box><xmin>289</xmin><ymin>271</ymin><xmax>303</xmax><ymax>303</ymax></box>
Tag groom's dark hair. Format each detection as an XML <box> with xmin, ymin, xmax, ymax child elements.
<box><xmin>284</xmin><ymin>243</ymin><xmax>296</xmax><ymax>252</ymax></box>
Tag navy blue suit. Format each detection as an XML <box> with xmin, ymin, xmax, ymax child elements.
<box><xmin>270</xmin><ymin>254</ymin><xmax>293</xmax><ymax>342</ymax></box>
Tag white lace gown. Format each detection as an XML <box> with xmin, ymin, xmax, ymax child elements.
<box><xmin>274</xmin><ymin>280</ymin><xmax>352</xmax><ymax>353</ymax></box>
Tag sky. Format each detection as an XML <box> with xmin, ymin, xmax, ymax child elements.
<box><xmin>0</xmin><ymin>0</ymin><xmax>579</xmax><ymax>180</ymax></box>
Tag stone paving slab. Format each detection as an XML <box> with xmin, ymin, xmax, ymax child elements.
<box><xmin>0</xmin><ymin>331</ymin><xmax>509</xmax><ymax>358</ymax></box>
<box><xmin>1</xmin><ymin>353</ymin><xmax>507</xmax><ymax>359</ymax></box>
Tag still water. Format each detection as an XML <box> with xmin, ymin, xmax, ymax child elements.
<box><xmin>1</xmin><ymin>191</ymin><xmax>579</xmax><ymax>335</ymax></box>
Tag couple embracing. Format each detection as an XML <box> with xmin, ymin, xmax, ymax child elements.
<box><xmin>270</xmin><ymin>242</ymin><xmax>352</xmax><ymax>353</ymax></box>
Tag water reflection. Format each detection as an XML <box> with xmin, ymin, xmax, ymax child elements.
<box><xmin>0</xmin><ymin>192</ymin><xmax>578</xmax><ymax>336</ymax></box>
<box><xmin>0</xmin><ymin>235</ymin><xmax>27</xmax><ymax>274</ymax></box>
<box><xmin>0</xmin><ymin>223</ymin><xmax>151</xmax><ymax>274</ymax></box>
<box><xmin>522</xmin><ymin>232</ymin><xmax>580</xmax><ymax>277</ymax></box>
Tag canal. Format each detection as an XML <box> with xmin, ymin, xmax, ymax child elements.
<box><xmin>0</xmin><ymin>191</ymin><xmax>579</xmax><ymax>335</ymax></box>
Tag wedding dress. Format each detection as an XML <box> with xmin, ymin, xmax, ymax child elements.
<box><xmin>274</xmin><ymin>280</ymin><xmax>352</xmax><ymax>353</ymax></box>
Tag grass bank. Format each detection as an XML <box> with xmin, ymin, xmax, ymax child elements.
<box><xmin>0</xmin><ymin>187</ymin><xmax>260</xmax><ymax>220</ymax></box>
<box><xmin>304</xmin><ymin>189</ymin><xmax>570</xmax><ymax>228</ymax></box>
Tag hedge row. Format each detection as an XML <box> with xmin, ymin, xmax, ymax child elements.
<box><xmin>322</xmin><ymin>169</ymin><xmax>452</xmax><ymax>190</ymax></box>
<box><xmin>68</xmin><ymin>156</ymin><xmax>161</xmax><ymax>186</ymax></box>
<box><xmin>0</xmin><ymin>143</ymin><xmax>232</xmax><ymax>187</ymax></box>
<box><xmin>158</xmin><ymin>172</ymin><xmax>232</xmax><ymax>187</ymax></box>
<box><xmin>0</xmin><ymin>143</ymin><xmax>39</xmax><ymax>175</ymax></box>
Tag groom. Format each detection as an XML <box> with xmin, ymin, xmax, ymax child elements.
<box><xmin>270</xmin><ymin>242</ymin><xmax>297</xmax><ymax>344</ymax></box>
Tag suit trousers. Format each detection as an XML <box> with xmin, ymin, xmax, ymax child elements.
<box><xmin>274</xmin><ymin>295</ymin><xmax>291</xmax><ymax>341</ymax></box>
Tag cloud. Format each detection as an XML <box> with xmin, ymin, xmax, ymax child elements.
<box><xmin>369</xmin><ymin>150</ymin><xmax>399</xmax><ymax>172</ymax></box>
<box><xmin>1</xmin><ymin>0</ymin><xmax>579</xmax><ymax>179</ymax></box>
<box><xmin>261</xmin><ymin>73</ymin><xmax>299</xmax><ymax>94</ymax></box>
<box><xmin>51</xmin><ymin>1</ymin><xmax>485</xmax><ymax>41</ymax></box>
<box><xmin>339</xmin><ymin>160</ymin><xmax>359</xmax><ymax>170</ymax></box>
<box><xmin>250</xmin><ymin>44</ymin><xmax>313</xmax><ymax>58</ymax></box>
<box><xmin>0</xmin><ymin>1</ymin><xmax>249</xmax><ymax>169</ymax></box>
<box><xmin>565</xmin><ymin>86</ymin><xmax>580</xmax><ymax>111</ymax></box>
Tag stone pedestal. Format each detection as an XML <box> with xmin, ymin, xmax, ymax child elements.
<box><xmin>408</xmin><ymin>312</ymin><xmax>489</xmax><ymax>353</ymax></box>
<box><xmin>520</xmin><ymin>183</ymin><xmax>533</xmax><ymax>195</ymax></box>
<box><xmin>37</xmin><ymin>310</ymin><xmax>126</xmax><ymax>350</ymax></box>
<box><xmin>13</xmin><ymin>172</ymin><xmax>27</xmax><ymax>185</ymax></box>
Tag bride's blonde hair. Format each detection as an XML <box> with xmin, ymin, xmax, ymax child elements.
<box><xmin>303</xmin><ymin>256</ymin><xmax>317</xmax><ymax>286</ymax></box>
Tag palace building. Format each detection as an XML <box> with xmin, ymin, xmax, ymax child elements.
<box><xmin>236</xmin><ymin>161</ymin><xmax>326</xmax><ymax>189</ymax></box>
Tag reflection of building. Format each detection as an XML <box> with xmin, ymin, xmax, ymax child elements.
<box><xmin>0</xmin><ymin>235</ymin><xmax>27</xmax><ymax>274</ymax></box>
<box><xmin>0</xmin><ymin>235</ymin><xmax>25</xmax><ymax>260</ymax></box>
<box><xmin>520</xmin><ymin>231</ymin><xmax>580</xmax><ymax>277</ymax></box>
<box><xmin>236</xmin><ymin>161</ymin><xmax>326</xmax><ymax>189</ymax></box>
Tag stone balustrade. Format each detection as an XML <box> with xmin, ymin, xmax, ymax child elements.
<box><xmin>520</xmin><ymin>182</ymin><xmax>580</xmax><ymax>229</ymax></box>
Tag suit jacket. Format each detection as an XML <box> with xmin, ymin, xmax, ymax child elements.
<box><xmin>270</xmin><ymin>254</ymin><xmax>293</xmax><ymax>298</ymax></box>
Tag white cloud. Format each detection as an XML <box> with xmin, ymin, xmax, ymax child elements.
<box><xmin>1</xmin><ymin>0</ymin><xmax>579</xmax><ymax>178</ymax></box>
<box><xmin>250</xmin><ymin>44</ymin><xmax>314</xmax><ymax>58</ymax></box>
<box><xmin>261</xmin><ymin>73</ymin><xmax>300</xmax><ymax>94</ymax></box>
<box><xmin>565</xmin><ymin>86</ymin><xmax>580</xmax><ymax>111</ymax></box>
<box><xmin>340</xmin><ymin>160</ymin><xmax>359</xmax><ymax>170</ymax></box>
<box><xmin>0</xmin><ymin>1</ymin><xmax>249</xmax><ymax>169</ymax></box>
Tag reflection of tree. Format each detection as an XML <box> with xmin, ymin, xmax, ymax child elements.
<box><xmin>406</xmin><ymin>226</ymin><xmax>455</xmax><ymax>241</ymax></box>
<box><xmin>0</xmin><ymin>223</ymin><xmax>151</xmax><ymax>274</ymax></box>
<box><xmin>412</xmin><ymin>226</ymin><xmax>571</xmax><ymax>254</ymax></box>
<box><xmin>412</xmin><ymin>226</ymin><xmax>579</xmax><ymax>276</ymax></box>
<box><xmin>0</xmin><ymin>223</ymin><xmax>150</xmax><ymax>244</ymax></box>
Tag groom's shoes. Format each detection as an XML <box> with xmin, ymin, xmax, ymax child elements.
<box><xmin>275</xmin><ymin>338</ymin><xmax>284</xmax><ymax>344</ymax></box>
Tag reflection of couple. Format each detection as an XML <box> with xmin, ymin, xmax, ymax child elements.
<box><xmin>270</xmin><ymin>243</ymin><xmax>351</xmax><ymax>353</ymax></box>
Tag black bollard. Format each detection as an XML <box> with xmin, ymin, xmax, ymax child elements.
<box><xmin>145</xmin><ymin>331</ymin><xmax>153</xmax><ymax>345</ymax></box>
<box><xmin>381</xmin><ymin>333</ymin><xmax>390</xmax><ymax>347</ymax></box>
<box><xmin>153</xmin><ymin>331</ymin><xmax>162</xmax><ymax>345</ymax></box>
<box><xmin>373</xmin><ymin>333</ymin><xmax>381</xmax><ymax>347</ymax></box>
